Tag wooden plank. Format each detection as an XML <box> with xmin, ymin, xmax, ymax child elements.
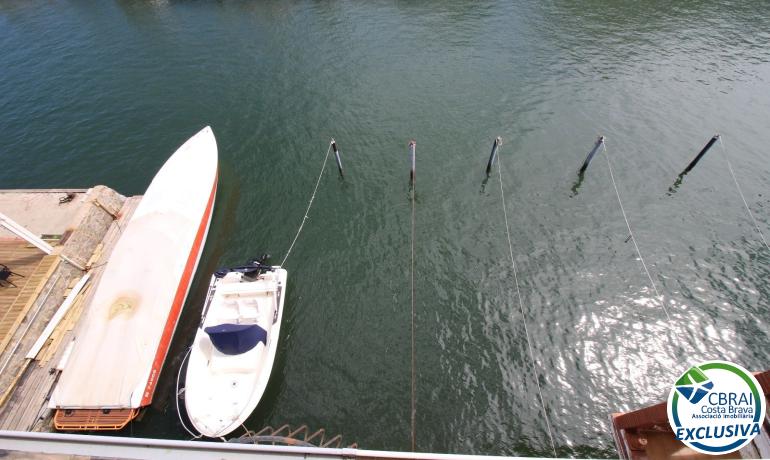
<box><xmin>0</xmin><ymin>254</ymin><xmax>59</xmax><ymax>355</ymax></box>
<box><xmin>0</xmin><ymin>360</ymin><xmax>29</xmax><ymax>410</ymax></box>
<box><xmin>37</xmin><ymin>286</ymin><xmax>89</xmax><ymax>365</ymax></box>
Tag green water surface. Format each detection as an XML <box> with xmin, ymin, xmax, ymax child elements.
<box><xmin>2</xmin><ymin>1</ymin><xmax>770</xmax><ymax>457</ymax></box>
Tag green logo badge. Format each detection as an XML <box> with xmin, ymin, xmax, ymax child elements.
<box><xmin>675</xmin><ymin>366</ymin><xmax>714</xmax><ymax>404</ymax></box>
<box><xmin>667</xmin><ymin>361</ymin><xmax>765</xmax><ymax>455</ymax></box>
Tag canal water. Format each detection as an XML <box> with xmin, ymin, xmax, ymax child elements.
<box><xmin>2</xmin><ymin>1</ymin><xmax>770</xmax><ymax>457</ymax></box>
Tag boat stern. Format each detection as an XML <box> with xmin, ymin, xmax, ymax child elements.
<box><xmin>184</xmin><ymin>333</ymin><xmax>268</xmax><ymax>438</ymax></box>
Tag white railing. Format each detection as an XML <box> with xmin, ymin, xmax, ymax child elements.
<box><xmin>0</xmin><ymin>430</ymin><xmax>542</xmax><ymax>460</ymax></box>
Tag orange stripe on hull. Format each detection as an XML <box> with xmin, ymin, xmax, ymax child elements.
<box><xmin>140</xmin><ymin>173</ymin><xmax>218</xmax><ymax>407</ymax></box>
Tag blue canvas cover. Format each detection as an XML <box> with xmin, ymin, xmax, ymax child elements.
<box><xmin>204</xmin><ymin>323</ymin><xmax>267</xmax><ymax>355</ymax></box>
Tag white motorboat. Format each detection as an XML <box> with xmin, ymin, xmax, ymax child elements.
<box><xmin>184</xmin><ymin>258</ymin><xmax>287</xmax><ymax>437</ymax></box>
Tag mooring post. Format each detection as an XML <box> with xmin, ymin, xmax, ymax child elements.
<box><xmin>579</xmin><ymin>135</ymin><xmax>606</xmax><ymax>175</ymax></box>
<box><xmin>409</xmin><ymin>140</ymin><xmax>416</xmax><ymax>187</ymax></box>
<box><xmin>680</xmin><ymin>134</ymin><xmax>720</xmax><ymax>176</ymax></box>
<box><xmin>331</xmin><ymin>139</ymin><xmax>344</xmax><ymax>178</ymax></box>
<box><xmin>485</xmin><ymin>137</ymin><xmax>503</xmax><ymax>176</ymax></box>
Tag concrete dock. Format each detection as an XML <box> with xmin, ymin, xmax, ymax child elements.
<box><xmin>0</xmin><ymin>187</ymin><xmax>139</xmax><ymax>431</ymax></box>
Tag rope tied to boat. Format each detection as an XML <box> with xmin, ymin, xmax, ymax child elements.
<box><xmin>496</xmin><ymin>149</ymin><xmax>558</xmax><ymax>458</ymax></box>
<box><xmin>601</xmin><ymin>140</ymin><xmax>670</xmax><ymax>321</ymax></box>
<box><xmin>281</xmin><ymin>140</ymin><xmax>334</xmax><ymax>267</ymax></box>
<box><xmin>175</xmin><ymin>346</ymin><xmax>202</xmax><ymax>440</ymax></box>
<box><xmin>718</xmin><ymin>136</ymin><xmax>770</xmax><ymax>251</ymax></box>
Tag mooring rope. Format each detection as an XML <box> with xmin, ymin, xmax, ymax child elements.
<box><xmin>281</xmin><ymin>140</ymin><xmax>334</xmax><ymax>267</ymax></box>
<box><xmin>496</xmin><ymin>153</ymin><xmax>558</xmax><ymax>458</ymax></box>
<box><xmin>175</xmin><ymin>347</ymin><xmax>202</xmax><ymax>440</ymax></box>
<box><xmin>601</xmin><ymin>141</ymin><xmax>671</xmax><ymax>321</ymax></box>
<box><xmin>410</xmin><ymin>176</ymin><xmax>417</xmax><ymax>452</ymax></box>
<box><xmin>718</xmin><ymin>137</ymin><xmax>770</xmax><ymax>251</ymax></box>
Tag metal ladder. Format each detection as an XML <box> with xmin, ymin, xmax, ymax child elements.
<box><xmin>229</xmin><ymin>424</ymin><xmax>357</xmax><ymax>448</ymax></box>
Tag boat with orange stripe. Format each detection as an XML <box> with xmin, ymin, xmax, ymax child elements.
<box><xmin>49</xmin><ymin>126</ymin><xmax>218</xmax><ymax>430</ymax></box>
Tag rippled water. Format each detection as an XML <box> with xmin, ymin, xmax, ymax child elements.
<box><xmin>2</xmin><ymin>1</ymin><xmax>770</xmax><ymax>457</ymax></box>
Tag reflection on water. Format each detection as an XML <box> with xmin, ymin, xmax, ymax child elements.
<box><xmin>1</xmin><ymin>0</ymin><xmax>769</xmax><ymax>457</ymax></box>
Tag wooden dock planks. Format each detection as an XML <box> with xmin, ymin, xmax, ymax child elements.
<box><xmin>0</xmin><ymin>242</ymin><xmax>59</xmax><ymax>356</ymax></box>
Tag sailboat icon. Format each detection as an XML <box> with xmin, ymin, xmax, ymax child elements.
<box><xmin>676</xmin><ymin>366</ymin><xmax>714</xmax><ymax>404</ymax></box>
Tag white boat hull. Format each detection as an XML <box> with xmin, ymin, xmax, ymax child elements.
<box><xmin>50</xmin><ymin>126</ymin><xmax>218</xmax><ymax>411</ymax></box>
<box><xmin>184</xmin><ymin>266</ymin><xmax>287</xmax><ymax>438</ymax></box>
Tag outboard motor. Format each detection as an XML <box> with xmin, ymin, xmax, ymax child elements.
<box><xmin>214</xmin><ymin>254</ymin><xmax>274</xmax><ymax>279</ymax></box>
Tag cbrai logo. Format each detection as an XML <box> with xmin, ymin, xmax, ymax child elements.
<box><xmin>667</xmin><ymin>361</ymin><xmax>765</xmax><ymax>455</ymax></box>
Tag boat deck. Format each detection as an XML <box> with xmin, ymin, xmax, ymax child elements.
<box><xmin>0</xmin><ymin>241</ymin><xmax>58</xmax><ymax>355</ymax></box>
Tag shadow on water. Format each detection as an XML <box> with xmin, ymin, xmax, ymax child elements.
<box><xmin>667</xmin><ymin>174</ymin><xmax>684</xmax><ymax>196</ymax></box>
<box><xmin>479</xmin><ymin>175</ymin><xmax>490</xmax><ymax>194</ymax></box>
<box><xmin>569</xmin><ymin>170</ymin><xmax>586</xmax><ymax>197</ymax></box>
